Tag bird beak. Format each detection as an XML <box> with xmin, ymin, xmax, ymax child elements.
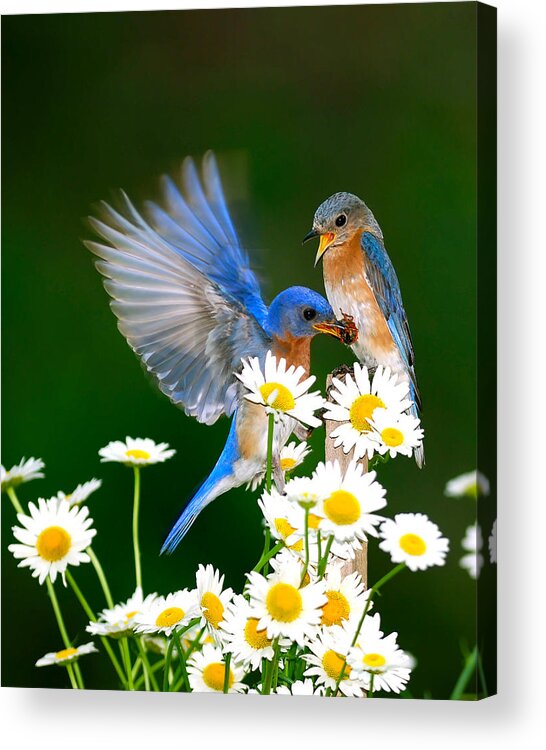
<box><xmin>302</xmin><ymin>228</ymin><xmax>319</xmax><ymax>244</ymax></box>
<box><xmin>314</xmin><ymin>233</ymin><xmax>336</xmax><ymax>266</ymax></box>
<box><xmin>313</xmin><ymin>315</ymin><xmax>358</xmax><ymax>345</ymax></box>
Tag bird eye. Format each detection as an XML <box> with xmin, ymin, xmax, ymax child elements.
<box><xmin>303</xmin><ymin>307</ymin><xmax>317</xmax><ymax>321</ymax></box>
<box><xmin>335</xmin><ymin>214</ymin><xmax>347</xmax><ymax>228</ymax></box>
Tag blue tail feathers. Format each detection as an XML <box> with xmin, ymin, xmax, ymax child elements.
<box><xmin>160</xmin><ymin>417</ymin><xmax>240</xmax><ymax>554</ymax></box>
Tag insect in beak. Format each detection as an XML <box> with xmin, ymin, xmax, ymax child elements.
<box><xmin>313</xmin><ymin>313</ymin><xmax>358</xmax><ymax>345</ymax></box>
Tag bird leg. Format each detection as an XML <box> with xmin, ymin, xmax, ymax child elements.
<box><xmin>293</xmin><ymin>423</ymin><xmax>314</xmax><ymax>441</ymax></box>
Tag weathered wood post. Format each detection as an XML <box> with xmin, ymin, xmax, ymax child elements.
<box><xmin>324</xmin><ymin>371</ymin><xmax>368</xmax><ymax>587</ymax></box>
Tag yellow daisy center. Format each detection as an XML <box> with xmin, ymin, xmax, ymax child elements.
<box><xmin>381</xmin><ymin>427</ymin><xmax>404</xmax><ymax>447</ymax></box>
<box><xmin>349</xmin><ymin>394</ymin><xmax>385</xmax><ymax>432</ymax></box>
<box><xmin>322</xmin><ymin>650</ymin><xmax>351</xmax><ymax>681</ymax></box>
<box><xmin>244</xmin><ymin>618</ymin><xmax>272</xmax><ymax>650</ymax></box>
<box><xmin>55</xmin><ymin>647</ymin><xmax>78</xmax><ymax>660</ymax></box>
<box><xmin>156</xmin><ymin>607</ymin><xmax>185</xmax><ymax>628</ymax></box>
<box><xmin>280</xmin><ymin>457</ymin><xmax>297</xmax><ymax>472</ymax></box>
<box><xmin>36</xmin><ymin>526</ymin><xmax>72</xmax><ymax>562</ymax></box>
<box><xmin>125</xmin><ymin>610</ymin><xmax>139</xmax><ymax>621</ymax></box>
<box><xmin>400</xmin><ymin>533</ymin><xmax>427</xmax><ymax>556</ymax></box>
<box><xmin>125</xmin><ymin>448</ymin><xmax>150</xmax><ymax>460</ymax></box>
<box><xmin>363</xmin><ymin>652</ymin><xmax>386</xmax><ymax>668</ymax></box>
<box><xmin>308</xmin><ymin>513</ymin><xmax>322</xmax><ymax>530</ymax></box>
<box><xmin>201</xmin><ymin>592</ymin><xmax>225</xmax><ymax>629</ymax></box>
<box><xmin>274</xmin><ymin>518</ymin><xmax>303</xmax><ymax>551</ymax></box>
<box><xmin>323</xmin><ymin>490</ymin><xmax>360</xmax><ymax>526</ymax></box>
<box><xmin>202</xmin><ymin>662</ymin><xmax>233</xmax><ymax>691</ymax></box>
<box><xmin>321</xmin><ymin>590</ymin><xmax>350</xmax><ymax>627</ymax></box>
<box><xmin>266</xmin><ymin>582</ymin><xmax>303</xmax><ymax>623</ymax></box>
<box><xmin>259</xmin><ymin>382</ymin><xmax>296</xmax><ymax>412</ymax></box>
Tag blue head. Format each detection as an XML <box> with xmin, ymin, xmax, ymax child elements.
<box><xmin>266</xmin><ymin>286</ymin><xmax>357</xmax><ymax>344</ymax></box>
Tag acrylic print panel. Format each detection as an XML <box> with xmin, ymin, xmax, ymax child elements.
<box><xmin>1</xmin><ymin>2</ymin><xmax>496</xmax><ymax>698</ymax></box>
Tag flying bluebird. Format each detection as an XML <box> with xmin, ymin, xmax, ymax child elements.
<box><xmin>303</xmin><ymin>192</ymin><xmax>424</xmax><ymax>467</ymax></box>
<box><xmin>85</xmin><ymin>153</ymin><xmax>356</xmax><ymax>552</ymax></box>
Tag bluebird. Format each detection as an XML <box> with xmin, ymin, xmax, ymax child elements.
<box><xmin>303</xmin><ymin>192</ymin><xmax>424</xmax><ymax>467</ymax></box>
<box><xmin>86</xmin><ymin>153</ymin><xmax>355</xmax><ymax>552</ymax></box>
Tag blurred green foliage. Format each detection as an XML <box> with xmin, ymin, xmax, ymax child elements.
<box><xmin>2</xmin><ymin>4</ymin><xmax>480</xmax><ymax>696</ymax></box>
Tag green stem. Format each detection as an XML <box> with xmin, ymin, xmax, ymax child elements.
<box><xmin>172</xmin><ymin>630</ymin><xmax>189</xmax><ymax>692</ymax></box>
<box><xmin>266</xmin><ymin>412</ymin><xmax>274</xmax><ymax>492</ymax></box>
<box><xmin>185</xmin><ymin>626</ymin><xmax>205</xmax><ymax>659</ymax></box>
<box><xmin>477</xmin><ymin>647</ymin><xmax>489</xmax><ymax>698</ymax></box>
<box><xmin>45</xmin><ymin>577</ymin><xmax>84</xmax><ymax>689</ymax></box>
<box><xmin>450</xmin><ymin>645</ymin><xmax>478</xmax><ymax>700</ymax></box>
<box><xmin>318</xmin><ymin>535</ymin><xmax>334</xmax><ymax>578</ymax></box>
<box><xmin>333</xmin><ymin>562</ymin><xmax>406</xmax><ymax>696</ymax></box>
<box><xmin>65</xmin><ymin>570</ymin><xmax>127</xmax><ymax>688</ymax></box>
<box><xmin>7</xmin><ymin>486</ymin><xmax>24</xmax><ymax>515</ymax></box>
<box><xmin>163</xmin><ymin>637</ymin><xmax>177</xmax><ymax>692</ymax></box>
<box><xmin>136</xmin><ymin>638</ymin><xmax>159</xmax><ymax>691</ymax></box>
<box><xmin>66</xmin><ymin>663</ymin><xmax>78</xmax><ymax>689</ymax></box>
<box><xmin>121</xmin><ymin>638</ymin><xmax>135</xmax><ymax>691</ymax></box>
<box><xmin>252</xmin><ymin>540</ymin><xmax>284</xmax><ymax>573</ymax></box>
<box><xmin>223</xmin><ymin>652</ymin><xmax>232</xmax><ymax>694</ymax></box>
<box><xmin>262</xmin><ymin>638</ymin><xmax>279</xmax><ymax>695</ymax></box>
<box><xmin>300</xmin><ymin>507</ymin><xmax>310</xmax><ymax>586</ymax></box>
<box><xmin>132</xmin><ymin>466</ymin><xmax>142</xmax><ymax>591</ymax></box>
<box><xmin>135</xmin><ymin>658</ymin><xmax>164</xmax><ymax>690</ymax></box>
<box><xmin>87</xmin><ymin>547</ymin><xmax>114</xmax><ymax>608</ymax></box>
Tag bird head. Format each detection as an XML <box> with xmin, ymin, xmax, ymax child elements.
<box><xmin>303</xmin><ymin>192</ymin><xmax>381</xmax><ymax>265</ymax></box>
<box><xmin>267</xmin><ymin>286</ymin><xmax>357</xmax><ymax>344</ymax></box>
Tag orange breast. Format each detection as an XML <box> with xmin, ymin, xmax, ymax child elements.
<box><xmin>272</xmin><ymin>334</ymin><xmax>311</xmax><ymax>375</ymax></box>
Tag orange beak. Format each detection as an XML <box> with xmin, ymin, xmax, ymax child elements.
<box><xmin>315</xmin><ymin>232</ymin><xmax>336</xmax><ymax>266</ymax></box>
<box><xmin>313</xmin><ymin>315</ymin><xmax>358</xmax><ymax>345</ymax></box>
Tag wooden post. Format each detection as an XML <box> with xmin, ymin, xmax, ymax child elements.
<box><xmin>325</xmin><ymin>372</ymin><xmax>368</xmax><ymax>587</ymax></box>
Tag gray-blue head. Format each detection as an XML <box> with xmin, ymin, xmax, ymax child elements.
<box><xmin>303</xmin><ymin>191</ymin><xmax>382</xmax><ymax>265</ymax></box>
<box><xmin>266</xmin><ymin>286</ymin><xmax>357</xmax><ymax>344</ymax></box>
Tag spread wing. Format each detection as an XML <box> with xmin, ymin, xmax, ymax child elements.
<box><xmin>361</xmin><ymin>231</ymin><xmax>421</xmax><ymax>410</ymax></box>
<box><xmin>85</xmin><ymin>156</ymin><xmax>270</xmax><ymax>425</ymax></box>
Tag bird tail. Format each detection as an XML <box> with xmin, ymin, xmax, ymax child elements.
<box><xmin>160</xmin><ymin>422</ymin><xmax>239</xmax><ymax>555</ymax></box>
<box><xmin>409</xmin><ymin>383</ymin><xmax>425</xmax><ymax>469</ymax></box>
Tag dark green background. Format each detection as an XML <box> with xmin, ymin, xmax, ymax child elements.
<box><xmin>2</xmin><ymin>3</ymin><xmax>482</xmax><ymax>696</ymax></box>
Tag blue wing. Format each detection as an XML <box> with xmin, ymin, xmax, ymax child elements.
<box><xmin>360</xmin><ymin>231</ymin><xmax>421</xmax><ymax>410</ymax></box>
<box><xmin>144</xmin><ymin>151</ymin><xmax>268</xmax><ymax>325</ymax></box>
<box><xmin>86</xmin><ymin>160</ymin><xmax>271</xmax><ymax>425</ymax></box>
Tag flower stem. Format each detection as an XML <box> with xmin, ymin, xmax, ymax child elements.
<box><xmin>450</xmin><ymin>645</ymin><xmax>478</xmax><ymax>700</ymax></box>
<box><xmin>87</xmin><ymin>546</ymin><xmax>114</xmax><ymax>608</ymax></box>
<box><xmin>132</xmin><ymin>466</ymin><xmax>142</xmax><ymax>591</ymax></box>
<box><xmin>333</xmin><ymin>562</ymin><xmax>406</xmax><ymax>696</ymax></box>
<box><xmin>45</xmin><ymin>577</ymin><xmax>84</xmax><ymax>689</ymax></box>
<box><xmin>6</xmin><ymin>486</ymin><xmax>24</xmax><ymax>515</ymax></box>
<box><xmin>121</xmin><ymin>637</ymin><xmax>135</xmax><ymax>691</ymax></box>
<box><xmin>223</xmin><ymin>652</ymin><xmax>232</xmax><ymax>694</ymax></box>
<box><xmin>252</xmin><ymin>540</ymin><xmax>284</xmax><ymax>573</ymax></box>
<box><xmin>318</xmin><ymin>535</ymin><xmax>334</xmax><ymax>578</ymax></box>
<box><xmin>136</xmin><ymin>638</ymin><xmax>159</xmax><ymax>691</ymax></box>
<box><xmin>65</xmin><ymin>570</ymin><xmax>127</xmax><ymax>688</ymax></box>
<box><xmin>66</xmin><ymin>663</ymin><xmax>78</xmax><ymax>689</ymax></box>
<box><xmin>163</xmin><ymin>637</ymin><xmax>176</xmax><ymax>692</ymax></box>
<box><xmin>266</xmin><ymin>412</ymin><xmax>274</xmax><ymax>492</ymax></box>
<box><xmin>300</xmin><ymin>507</ymin><xmax>310</xmax><ymax>586</ymax></box>
<box><xmin>262</xmin><ymin>638</ymin><xmax>279</xmax><ymax>695</ymax></box>
<box><xmin>172</xmin><ymin>630</ymin><xmax>189</xmax><ymax>692</ymax></box>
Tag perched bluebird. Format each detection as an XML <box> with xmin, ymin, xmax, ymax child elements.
<box><xmin>86</xmin><ymin>153</ymin><xmax>355</xmax><ymax>552</ymax></box>
<box><xmin>303</xmin><ymin>192</ymin><xmax>424</xmax><ymax>467</ymax></box>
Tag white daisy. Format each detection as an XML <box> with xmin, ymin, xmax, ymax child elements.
<box><xmin>36</xmin><ymin>642</ymin><xmax>98</xmax><ymax>668</ymax></box>
<box><xmin>236</xmin><ymin>350</ymin><xmax>325</xmax><ymax>428</ymax></box>
<box><xmin>275</xmin><ymin>679</ymin><xmax>325</xmax><ymax>696</ymax></box>
<box><xmin>489</xmin><ymin>519</ymin><xmax>497</xmax><ymax>564</ymax></box>
<box><xmin>459</xmin><ymin>524</ymin><xmax>484</xmax><ymax>579</ymax></box>
<box><xmin>55</xmin><ymin>478</ymin><xmax>102</xmax><ymax>507</ymax></box>
<box><xmin>196</xmin><ymin>564</ymin><xmax>233</xmax><ymax>637</ymax></box>
<box><xmin>8</xmin><ymin>498</ymin><xmax>96</xmax><ymax>585</ymax></box>
<box><xmin>280</xmin><ymin>441</ymin><xmax>311</xmax><ymax>474</ymax></box>
<box><xmin>258</xmin><ymin>488</ymin><xmax>306</xmax><ymax>552</ymax></box>
<box><xmin>220</xmin><ymin>594</ymin><xmax>285</xmax><ymax>670</ymax></box>
<box><xmin>324</xmin><ymin>364</ymin><xmax>411</xmax><ymax>460</ymax></box>
<box><xmin>269</xmin><ymin>547</ymin><xmax>319</xmax><ymax>586</ymax></box>
<box><xmin>304</xmin><ymin>623</ymin><xmax>366</xmax><ymax>697</ymax></box>
<box><xmin>379</xmin><ymin>513</ymin><xmax>449</xmax><ymax>572</ymax></box>
<box><xmin>367</xmin><ymin>409</ymin><xmax>424</xmax><ymax>460</ymax></box>
<box><xmin>187</xmin><ymin>644</ymin><xmax>246</xmax><ymax>693</ymax></box>
<box><xmin>319</xmin><ymin>563</ymin><xmax>371</xmax><ymax>629</ymax></box>
<box><xmin>348</xmin><ymin>613</ymin><xmax>412</xmax><ymax>694</ymax></box>
<box><xmin>133</xmin><ymin>590</ymin><xmax>199</xmax><ymax>637</ymax></box>
<box><xmin>246</xmin><ymin>557</ymin><xmax>326</xmax><ymax>646</ymax></box>
<box><xmin>284</xmin><ymin>474</ymin><xmax>327</xmax><ymax>510</ymax></box>
<box><xmin>99</xmin><ymin>437</ymin><xmax>175</xmax><ymax>467</ymax></box>
<box><xmin>444</xmin><ymin>470</ymin><xmax>490</xmax><ymax>499</ymax></box>
<box><xmin>1</xmin><ymin>457</ymin><xmax>45</xmax><ymax>492</ymax></box>
<box><xmin>87</xmin><ymin>587</ymin><xmax>157</xmax><ymax>638</ymax></box>
<box><xmin>312</xmin><ymin>460</ymin><xmax>387</xmax><ymax>543</ymax></box>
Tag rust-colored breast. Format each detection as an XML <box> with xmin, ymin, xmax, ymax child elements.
<box><xmin>272</xmin><ymin>335</ymin><xmax>311</xmax><ymax>375</ymax></box>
